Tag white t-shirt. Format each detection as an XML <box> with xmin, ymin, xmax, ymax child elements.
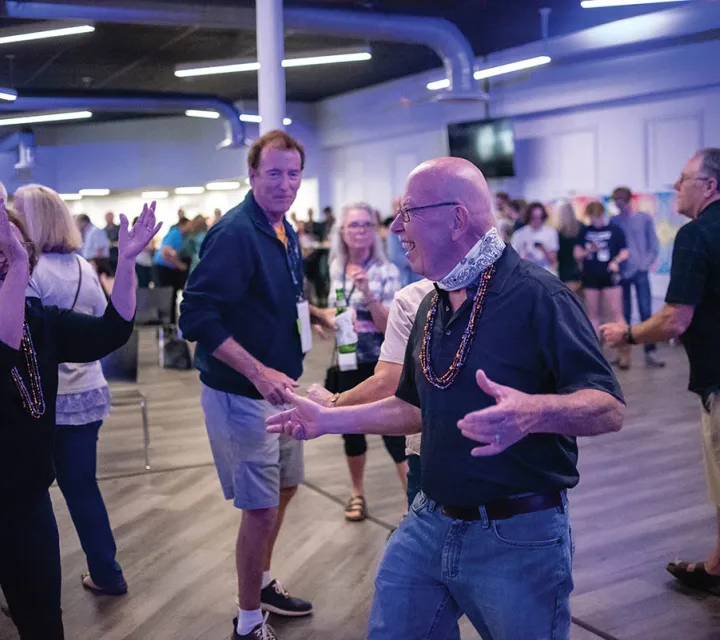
<box><xmin>511</xmin><ymin>224</ymin><xmax>559</xmax><ymax>273</ymax></box>
<box><xmin>379</xmin><ymin>278</ymin><xmax>434</xmax><ymax>456</ymax></box>
<box><xmin>28</xmin><ymin>253</ymin><xmax>109</xmax><ymax>395</ymax></box>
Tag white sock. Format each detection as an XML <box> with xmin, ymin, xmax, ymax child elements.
<box><xmin>237</xmin><ymin>608</ymin><xmax>263</xmax><ymax>636</ymax></box>
<box><xmin>261</xmin><ymin>571</ymin><xmax>273</xmax><ymax>589</ymax></box>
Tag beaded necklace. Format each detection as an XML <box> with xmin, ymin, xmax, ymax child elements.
<box><xmin>11</xmin><ymin>322</ymin><xmax>46</xmax><ymax>419</ymax></box>
<box><xmin>420</xmin><ymin>265</ymin><xmax>495</xmax><ymax>390</ymax></box>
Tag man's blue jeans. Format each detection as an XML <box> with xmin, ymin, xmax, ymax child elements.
<box><xmin>54</xmin><ymin>421</ymin><xmax>125</xmax><ymax>591</ymax></box>
<box><xmin>369</xmin><ymin>492</ymin><xmax>573</xmax><ymax>640</ymax></box>
<box><xmin>621</xmin><ymin>271</ymin><xmax>656</xmax><ymax>354</ymax></box>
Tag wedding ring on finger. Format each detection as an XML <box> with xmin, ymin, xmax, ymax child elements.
<box><xmin>494</xmin><ymin>433</ymin><xmax>501</xmax><ymax>446</ymax></box>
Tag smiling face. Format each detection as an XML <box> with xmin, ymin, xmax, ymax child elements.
<box><xmin>249</xmin><ymin>146</ymin><xmax>303</xmax><ymax>220</ymax></box>
<box><xmin>390</xmin><ymin>177</ymin><xmax>458</xmax><ymax>281</ymax></box>
<box><xmin>674</xmin><ymin>153</ymin><xmax>719</xmax><ymax>219</ymax></box>
<box><xmin>342</xmin><ymin>206</ymin><xmax>377</xmax><ymax>256</ymax></box>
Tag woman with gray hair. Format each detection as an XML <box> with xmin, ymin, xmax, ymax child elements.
<box><xmin>15</xmin><ymin>184</ymin><xmax>128</xmax><ymax>596</ymax></box>
<box><xmin>326</xmin><ymin>202</ymin><xmax>406</xmax><ymax>522</ymax></box>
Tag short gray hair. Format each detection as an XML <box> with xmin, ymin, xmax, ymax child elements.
<box><xmin>698</xmin><ymin>148</ymin><xmax>720</xmax><ymax>193</ymax></box>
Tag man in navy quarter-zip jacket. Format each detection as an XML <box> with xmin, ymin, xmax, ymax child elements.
<box><xmin>180</xmin><ymin>130</ymin><xmax>333</xmax><ymax>640</ymax></box>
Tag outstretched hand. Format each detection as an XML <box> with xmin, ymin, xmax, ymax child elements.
<box><xmin>0</xmin><ymin>198</ymin><xmax>30</xmax><ymax>270</ymax></box>
<box><xmin>457</xmin><ymin>370</ymin><xmax>536</xmax><ymax>457</ymax></box>
<box><xmin>118</xmin><ymin>202</ymin><xmax>162</xmax><ymax>262</ymax></box>
<box><xmin>266</xmin><ymin>389</ymin><xmax>327</xmax><ymax>440</ymax></box>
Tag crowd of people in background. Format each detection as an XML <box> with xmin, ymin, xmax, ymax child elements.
<box><xmin>495</xmin><ymin>186</ymin><xmax>665</xmax><ymax>370</ymax></box>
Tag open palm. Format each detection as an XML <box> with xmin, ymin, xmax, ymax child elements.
<box><xmin>266</xmin><ymin>390</ymin><xmax>327</xmax><ymax>440</ymax></box>
<box><xmin>118</xmin><ymin>202</ymin><xmax>162</xmax><ymax>262</ymax></box>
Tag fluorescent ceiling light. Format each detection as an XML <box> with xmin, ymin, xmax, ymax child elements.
<box><xmin>175</xmin><ymin>187</ymin><xmax>205</xmax><ymax>195</ymax></box>
<box><xmin>185</xmin><ymin>109</ymin><xmax>220</xmax><ymax>119</ymax></box>
<box><xmin>176</xmin><ymin>62</ymin><xmax>260</xmax><ymax>78</ymax></box>
<box><xmin>427</xmin><ymin>55</ymin><xmax>552</xmax><ymax>90</ymax></box>
<box><xmin>0</xmin><ymin>88</ymin><xmax>17</xmax><ymax>102</ymax></box>
<box><xmin>581</xmin><ymin>0</ymin><xmax>688</xmax><ymax>7</ymax></box>
<box><xmin>0</xmin><ymin>24</ymin><xmax>95</xmax><ymax>46</ymax></box>
<box><xmin>0</xmin><ymin>110</ymin><xmax>92</xmax><ymax>126</ymax></box>
<box><xmin>240</xmin><ymin>114</ymin><xmax>292</xmax><ymax>126</ymax></box>
<box><xmin>281</xmin><ymin>51</ymin><xmax>372</xmax><ymax>68</ymax></box>
<box><xmin>175</xmin><ymin>48</ymin><xmax>371</xmax><ymax>78</ymax></box>
<box><xmin>206</xmin><ymin>181</ymin><xmax>242</xmax><ymax>191</ymax></box>
<box><xmin>59</xmin><ymin>193</ymin><xmax>82</xmax><ymax>201</ymax></box>
<box><xmin>79</xmin><ymin>189</ymin><xmax>110</xmax><ymax>196</ymax></box>
<box><xmin>142</xmin><ymin>191</ymin><xmax>169</xmax><ymax>199</ymax></box>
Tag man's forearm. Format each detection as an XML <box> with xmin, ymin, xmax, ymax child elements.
<box><xmin>632</xmin><ymin>304</ymin><xmax>691</xmax><ymax>343</ymax></box>
<box><xmin>327</xmin><ymin>396</ymin><xmax>421</xmax><ymax>436</ymax></box>
<box><xmin>529</xmin><ymin>389</ymin><xmax>623</xmax><ymax>437</ymax></box>
<box><xmin>336</xmin><ymin>361</ymin><xmax>401</xmax><ymax>407</ymax></box>
<box><xmin>213</xmin><ymin>336</ymin><xmax>263</xmax><ymax>380</ymax></box>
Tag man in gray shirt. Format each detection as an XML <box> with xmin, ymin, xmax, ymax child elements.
<box><xmin>610</xmin><ymin>187</ymin><xmax>664</xmax><ymax>368</ymax></box>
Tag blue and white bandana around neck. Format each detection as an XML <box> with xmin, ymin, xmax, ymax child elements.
<box><xmin>436</xmin><ymin>227</ymin><xmax>506</xmax><ymax>291</ymax></box>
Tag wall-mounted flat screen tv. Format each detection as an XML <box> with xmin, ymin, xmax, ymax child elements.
<box><xmin>447</xmin><ymin>118</ymin><xmax>516</xmax><ymax>178</ymax></box>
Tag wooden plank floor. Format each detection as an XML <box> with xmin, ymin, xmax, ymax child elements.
<box><xmin>2</xmin><ymin>331</ymin><xmax>720</xmax><ymax>639</ymax></box>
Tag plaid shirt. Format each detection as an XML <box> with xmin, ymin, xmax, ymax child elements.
<box><xmin>665</xmin><ymin>200</ymin><xmax>720</xmax><ymax>397</ymax></box>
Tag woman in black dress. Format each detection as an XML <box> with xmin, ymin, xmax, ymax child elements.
<box><xmin>0</xmin><ymin>198</ymin><xmax>160</xmax><ymax>639</ymax></box>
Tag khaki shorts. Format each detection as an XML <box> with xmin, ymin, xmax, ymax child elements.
<box><xmin>201</xmin><ymin>384</ymin><xmax>304</xmax><ymax>510</ymax></box>
<box><xmin>701</xmin><ymin>392</ymin><xmax>720</xmax><ymax>505</ymax></box>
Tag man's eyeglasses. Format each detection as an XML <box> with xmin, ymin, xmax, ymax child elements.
<box><xmin>396</xmin><ymin>201</ymin><xmax>460</xmax><ymax>223</ymax></box>
<box><xmin>345</xmin><ymin>221</ymin><xmax>377</xmax><ymax>231</ymax></box>
<box><xmin>677</xmin><ymin>173</ymin><xmax>712</xmax><ymax>187</ymax></box>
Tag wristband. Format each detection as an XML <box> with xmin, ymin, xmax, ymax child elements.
<box><xmin>625</xmin><ymin>326</ymin><xmax>637</xmax><ymax>345</ymax></box>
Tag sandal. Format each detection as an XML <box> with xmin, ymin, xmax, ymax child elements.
<box><xmin>667</xmin><ymin>561</ymin><xmax>720</xmax><ymax>596</ymax></box>
<box><xmin>344</xmin><ymin>495</ymin><xmax>367</xmax><ymax>522</ymax></box>
<box><xmin>81</xmin><ymin>573</ymin><xmax>128</xmax><ymax>596</ymax></box>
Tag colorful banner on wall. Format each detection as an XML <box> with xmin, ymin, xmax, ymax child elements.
<box><xmin>550</xmin><ymin>192</ymin><xmax>688</xmax><ymax>276</ymax></box>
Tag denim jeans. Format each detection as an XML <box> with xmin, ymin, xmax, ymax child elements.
<box><xmin>54</xmin><ymin>421</ymin><xmax>126</xmax><ymax>591</ymax></box>
<box><xmin>0</xmin><ymin>491</ymin><xmax>64</xmax><ymax>639</ymax></box>
<box><xmin>621</xmin><ymin>271</ymin><xmax>656</xmax><ymax>354</ymax></box>
<box><xmin>369</xmin><ymin>492</ymin><xmax>573</xmax><ymax>640</ymax></box>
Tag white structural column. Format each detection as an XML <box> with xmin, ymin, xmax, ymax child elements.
<box><xmin>256</xmin><ymin>0</ymin><xmax>286</xmax><ymax>134</ymax></box>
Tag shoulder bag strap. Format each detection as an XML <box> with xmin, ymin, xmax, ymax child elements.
<box><xmin>70</xmin><ymin>255</ymin><xmax>83</xmax><ymax>311</ymax></box>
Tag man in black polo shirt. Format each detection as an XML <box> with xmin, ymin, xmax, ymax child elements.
<box><xmin>268</xmin><ymin>157</ymin><xmax>625</xmax><ymax>639</ymax></box>
<box><xmin>601</xmin><ymin>147</ymin><xmax>720</xmax><ymax>595</ymax></box>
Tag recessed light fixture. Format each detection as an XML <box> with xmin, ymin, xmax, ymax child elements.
<box><xmin>59</xmin><ymin>193</ymin><xmax>82</xmax><ymax>201</ymax></box>
<box><xmin>141</xmin><ymin>191</ymin><xmax>169</xmax><ymax>199</ymax></box>
<box><xmin>581</xmin><ymin>0</ymin><xmax>688</xmax><ymax>7</ymax></box>
<box><xmin>0</xmin><ymin>88</ymin><xmax>17</xmax><ymax>102</ymax></box>
<box><xmin>185</xmin><ymin>109</ymin><xmax>220</xmax><ymax>119</ymax></box>
<box><xmin>78</xmin><ymin>188</ymin><xmax>110</xmax><ymax>196</ymax></box>
<box><xmin>0</xmin><ymin>110</ymin><xmax>93</xmax><ymax>126</ymax></box>
<box><xmin>175</xmin><ymin>48</ymin><xmax>371</xmax><ymax>78</ymax></box>
<box><xmin>240</xmin><ymin>114</ymin><xmax>292</xmax><ymax>126</ymax></box>
<box><xmin>175</xmin><ymin>187</ymin><xmax>206</xmax><ymax>195</ymax></box>
<box><xmin>206</xmin><ymin>181</ymin><xmax>242</xmax><ymax>191</ymax></box>
<box><xmin>0</xmin><ymin>24</ymin><xmax>95</xmax><ymax>46</ymax></box>
<box><xmin>427</xmin><ymin>55</ymin><xmax>552</xmax><ymax>90</ymax></box>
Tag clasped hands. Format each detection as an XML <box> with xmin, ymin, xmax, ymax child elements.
<box><xmin>265</xmin><ymin>369</ymin><xmax>539</xmax><ymax>457</ymax></box>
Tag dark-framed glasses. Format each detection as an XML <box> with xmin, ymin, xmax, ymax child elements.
<box><xmin>677</xmin><ymin>173</ymin><xmax>712</xmax><ymax>187</ymax></box>
<box><xmin>396</xmin><ymin>201</ymin><xmax>460</xmax><ymax>223</ymax></box>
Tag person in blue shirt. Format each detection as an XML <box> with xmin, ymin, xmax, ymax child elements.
<box><xmin>152</xmin><ymin>217</ymin><xmax>190</xmax><ymax>324</ymax></box>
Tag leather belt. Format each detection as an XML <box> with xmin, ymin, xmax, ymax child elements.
<box><xmin>441</xmin><ymin>492</ymin><xmax>562</xmax><ymax>522</ymax></box>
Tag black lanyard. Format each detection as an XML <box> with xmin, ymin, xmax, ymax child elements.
<box><xmin>342</xmin><ymin>258</ymin><xmax>371</xmax><ymax>307</ymax></box>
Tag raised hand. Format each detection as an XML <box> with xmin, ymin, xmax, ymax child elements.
<box><xmin>118</xmin><ymin>202</ymin><xmax>162</xmax><ymax>262</ymax></box>
<box><xmin>457</xmin><ymin>370</ymin><xmax>535</xmax><ymax>457</ymax></box>
<box><xmin>0</xmin><ymin>198</ymin><xmax>30</xmax><ymax>270</ymax></box>
<box><xmin>266</xmin><ymin>389</ymin><xmax>328</xmax><ymax>440</ymax></box>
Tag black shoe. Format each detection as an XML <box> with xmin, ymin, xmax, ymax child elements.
<box><xmin>232</xmin><ymin>615</ymin><xmax>279</xmax><ymax>639</ymax></box>
<box><xmin>260</xmin><ymin>580</ymin><xmax>313</xmax><ymax>617</ymax></box>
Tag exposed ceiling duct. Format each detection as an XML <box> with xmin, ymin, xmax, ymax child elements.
<box><xmin>3</xmin><ymin>1</ymin><xmax>483</xmax><ymax>97</ymax></box>
<box><xmin>0</xmin><ymin>89</ymin><xmax>246</xmax><ymax>148</ymax></box>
